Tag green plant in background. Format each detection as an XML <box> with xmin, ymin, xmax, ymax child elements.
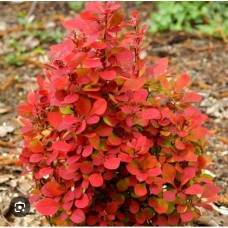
<box><xmin>3</xmin><ymin>10</ymin><xmax>66</xmax><ymax>66</ymax></box>
<box><xmin>69</xmin><ymin>1</ymin><xmax>84</xmax><ymax>11</ymax></box>
<box><xmin>149</xmin><ymin>1</ymin><xmax>228</xmax><ymax>38</ymax></box>
<box><xmin>18</xmin><ymin>11</ymin><xmax>66</xmax><ymax>43</ymax></box>
<box><xmin>4</xmin><ymin>38</ymin><xmax>27</xmax><ymax>66</ymax></box>
<box><xmin>134</xmin><ymin>1</ymin><xmax>143</xmax><ymax>6</ymax></box>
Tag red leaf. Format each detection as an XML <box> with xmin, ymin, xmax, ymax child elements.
<box><xmin>198</xmin><ymin>155</ymin><xmax>207</xmax><ymax>171</ymax></box>
<box><xmin>83</xmin><ymin>58</ymin><xmax>102</xmax><ymax>68</ymax></box>
<box><xmin>120</xmin><ymin>77</ymin><xmax>146</xmax><ymax>93</ymax></box>
<box><xmin>66</xmin><ymin>52</ymin><xmax>86</xmax><ymax>71</ymax></box>
<box><xmin>157</xmin><ymin>215</ymin><xmax>168</xmax><ymax>226</ymax></box>
<box><xmin>174</xmin><ymin>73</ymin><xmax>191</xmax><ymax>92</ymax></box>
<box><xmin>82</xmin><ymin>145</ymin><xmax>93</xmax><ymax>157</ymax></box>
<box><xmin>135</xmin><ymin>211</ymin><xmax>145</xmax><ymax>224</ymax></box>
<box><xmin>37</xmin><ymin>75</ymin><xmax>44</xmax><ymax>88</ymax></box>
<box><xmin>116</xmin><ymin>179</ymin><xmax>128</xmax><ymax>191</ymax></box>
<box><xmin>75</xmin><ymin>194</ymin><xmax>89</xmax><ymax>208</ymax></box>
<box><xmin>175</xmin><ymin>139</ymin><xmax>185</xmax><ymax>150</ymax></box>
<box><xmin>41</xmin><ymin>181</ymin><xmax>64</xmax><ymax>197</ymax></box>
<box><xmin>126</xmin><ymin>161</ymin><xmax>139</xmax><ymax>175</ymax></box>
<box><xmin>27</xmin><ymin>91</ymin><xmax>37</xmax><ymax>105</ymax></box>
<box><xmin>70</xmin><ymin>209</ymin><xmax>85</xmax><ymax>224</ymax></box>
<box><xmin>116</xmin><ymin>50</ymin><xmax>134</xmax><ymax>63</ymax></box>
<box><xmin>147</xmin><ymin>167</ymin><xmax>162</xmax><ymax>177</ymax></box>
<box><xmin>142</xmin><ymin>207</ymin><xmax>154</xmax><ymax>220</ymax></box>
<box><xmin>61</xmin><ymin>16</ymin><xmax>86</xmax><ymax>32</ymax></box>
<box><xmin>106</xmin><ymin>202</ymin><xmax>118</xmax><ymax>214</ymax></box>
<box><xmin>183</xmin><ymin>92</ymin><xmax>202</xmax><ymax>103</ymax></box>
<box><xmin>91</xmin><ymin>41</ymin><xmax>106</xmax><ymax>49</ymax></box>
<box><xmin>89</xmin><ymin>98</ymin><xmax>107</xmax><ymax>116</ymax></box>
<box><xmin>177</xmin><ymin>204</ymin><xmax>188</xmax><ymax>213</ymax></box>
<box><xmin>94</xmin><ymin>124</ymin><xmax>113</xmax><ymax>137</ymax></box>
<box><xmin>100</xmin><ymin>70</ymin><xmax>116</xmax><ymax>80</ymax></box>
<box><xmin>80</xmin><ymin>11</ymin><xmax>98</xmax><ymax>20</ymax></box>
<box><xmin>64</xmin><ymin>94</ymin><xmax>79</xmax><ymax>103</ymax></box>
<box><xmin>162</xmin><ymin>163</ymin><xmax>176</xmax><ymax>186</ymax></box>
<box><xmin>109</xmin><ymin>10</ymin><xmax>124</xmax><ymax>28</ymax></box>
<box><xmin>163</xmin><ymin>191</ymin><xmax>176</xmax><ymax>202</ymax></box>
<box><xmin>88</xmin><ymin>135</ymin><xmax>100</xmax><ymax>150</ymax></box>
<box><xmin>190</xmin><ymin>127</ymin><xmax>210</xmax><ymax>139</ymax></box>
<box><xmin>136</xmin><ymin>172</ymin><xmax>147</xmax><ymax>182</ymax></box>
<box><xmin>142</xmin><ymin>154</ymin><xmax>157</xmax><ymax>170</ymax></box>
<box><xmin>141</xmin><ymin>108</ymin><xmax>160</xmax><ymax>120</ymax></box>
<box><xmin>76</xmin><ymin>120</ymin><xmax>86</xmax><ymax>134</ymax></box>
<box><xmin>202</xmin><ymin>183</ymin><xmax>220</xmax><ymax>198</ymax></box>
<box><xmin>39</xmin><ymin>167</ymin><xmax>53</xmax><ymax>177</ymax></box>
<box><xmin>89</xmin><ymin>173</ymin><xmax>103</xmax><ymax>187</ymax></box>
<box><xmin>130</xmin><ymin>200</ymin><xmax>139</xmax><ymax>214</ymax></box>
<box><xmin>68</xmin><ymin>163</ymin><xmax>80</xmax><ymax>172</ymax></box>
<box><xmin>155</xmin><ymin>198</ymin><xmax>168</xmax><ymax>214</ymax></box>
<box><xmin>86</xmin><ymin>115</ymin><xmax>100</xmax><ymax>125</ymax></box>
<box><xmin>185</xmin><ymin>184</ymin><xmax>203</xmax><ymax>195</ymax></box>
<box><xmin>35</xmin><ymin>198</ymin><xmax>59</xmax><ymax>215</ymax></box>
<box><xmin>63</xmin><ymin>115</ymin><xmax>78</xmax><ymax>124</ymax></box>
<box><xmin>181</xmin><ymin>166</ymin><xmax>196</xmax><ymax>186</ymax></box>
<box><xmin>55</xmin><ymin>77</ymin><xmax>68</xmax><ymax>90</ymax></box>
<box><xmin>30</xmin><ymin>154</ymin><xmax>43</xmax><ymax>163</ymax></box>
<box><xmin>52</xmin><ymin>141</ymin><xmax>72</xmax><ymax>152</ymax></box>
<box><xmin>134</xmin><ymin>183</ymin><xmax>147</xmax><ymax>196</ymax></box>
<box><xmin>48</xmin><ymin>40</ymin><xmax>74</xmax><ymax>58</ymax></box>
<box><xmin>75</xmin><ymin>96</ymin><xmax>91</xmax><ymax>115</ymax></box>
<box><xmin>104</xmin><ymin>157</ymin><xmax>120</xmax><ymax>170</ymax></box>
<box><xmin>80</xmin><ymin>161</ymin><xmax>93</xmax><ymax>174</ymax></box>
<box><xmin>30</xmin><ymin>140</ymin><xmax>43</xmax><ymax>153</ymax></box>
<box><xmin>134</xmin><ymin>89</ymin><xmax>148</xmax><ymax>103</ymax></box>
<box><xmin>48</xmin><ymin>111</ymin><xmax>63</xmax><ymax>129</ymax></box>
<box><xmin>46</xmin><ymin>150</ymin><xmax>58</xmax><ymax>165</ymax></box>
<box><xmin>17</xmin><ymin>104</ymin><xmax>33</xmax><ymax>118</ymax></box>
<box><xmin>103</xmin><ymin>116</ymin><xmax>119</xmax><ymax>127</ymax></box>
<box><xmin>180</xmin><ymin>209</ymin><xmax>194</xmax><ymax>223</ymax></box>
<box><xmin>108</xmin><ymin>133</ymin><xmax>121</xmax><ymax>146</ymax></box>
<box><xmin>86</xmin><ymin>215</ymin><xmax>98</xmax><ymax>226</ymax></box>
<box><xmin>168</xmin><ymin>215</ymin><xmax>179</xmax><ymax>225</ymax></box>
<box><xmin>152</xmin><ymin>57</ymin><xmax>168</xmax><ymax>78</ymax></box>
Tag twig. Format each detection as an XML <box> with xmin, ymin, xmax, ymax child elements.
<box><xmin>183</xmin><ymin>43</ymin><xmax>213</xmax><ymax>52</ymax></box>
<box><xmin>0</xmin><ymin>76</ymin><xmax>15</xmax><ymax>91</ymax></box>
<box><xmin>0</xmin><ymin>157</ymin><xmax>18</xmax><ymax>166</ymax></box>
<box><xmin>218</xmin><ymin>136</ymin><xmax>228</xmax><ymax>145</ymax></box>
<box><xmin>0</xmin><ymin>215</ymin><xmax>12</xmax><ymax>226</ymax></box>
<box><xmin>26</xmin><ymin>1</ymin><xmax>38</xmax><ymax>19</ymax></box>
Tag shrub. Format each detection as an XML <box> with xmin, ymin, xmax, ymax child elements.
<box><xmin>17</xmin><ymin>1</ymin><xmax>220</xmax><ymax>226</ymax></box>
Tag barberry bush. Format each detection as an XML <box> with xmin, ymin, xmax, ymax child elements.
<box><xmin>17</xmin><ymin>1</ymin><xmax>220</xmax><ymax>226</ymax></box>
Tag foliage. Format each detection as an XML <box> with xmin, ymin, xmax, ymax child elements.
<box><xmin>69</xmin><ymin>1</ymin><xmax>84</xmax><ymax>11</ymax></box>
<box><xmin>149</xmin><ymin>1</ymin><xmax>228</xmax><ymax>38</ymax></box>
<box><xmin>17</xmin><ymin>2</ymin><xmax>219</xmax><ymax>226</ymax></box>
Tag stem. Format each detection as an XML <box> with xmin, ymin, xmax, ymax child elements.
<box><xmin>133</xmin><ymin>25</ymin><xmax>140</xmax><ymax>77</ymax></box>
<box><xmin>102</xmin><ymin>15</ymin><xmax>108</xmax><ymax>69</ymax></box>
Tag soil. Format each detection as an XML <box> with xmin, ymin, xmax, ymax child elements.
<box><xmin>0</xmin><ymin>2</ymin><xmax>227</xmax><ymax>226</ymax></box>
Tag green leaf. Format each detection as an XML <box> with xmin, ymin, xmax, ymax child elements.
<box><xmin>60</xmin><ymin>105</ymin><xmax>73</xmax><ymax>115</ymax></box>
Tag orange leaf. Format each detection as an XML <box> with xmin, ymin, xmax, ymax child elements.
<box><xmin>174</xmin><ymin>74</ymin><xmax>190</xmax><ymax>92</ymax></box>
<box><xmin>120</xmin><ymin>77</ymin><xmax>146</xmax><ymax>93</ymax></box>
<box><xmin>88</xmin><ymin>135</ymin><xmax>100</xmax><ymax>150</ymax></box>
<box><xmin>162</xmin><ymin>163</ymin><xmax>176</xmax><ymax>186</ymax></box>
